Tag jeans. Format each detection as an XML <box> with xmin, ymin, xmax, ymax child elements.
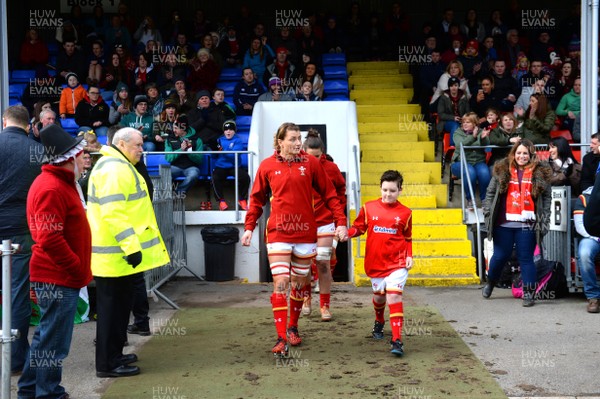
<box><xmin>17</xmin><ymin>283</ymin><xmax>79</xmax><ymax>399</ymax></box>
<box><xmin>143</xmin><ymin>141</ymin><xmax>156</xmax><ymax>152</ymax></box>
<box><xmin>444</xmin><ymin>121</ymin><xmax>460</xmax><ymax>146</ymax></box>
<box><xmin>171</xmin><ymin>165</ymin><xmax>200</xmax><ymax>194</ymax></box>
<box><xmin>487</xmin><ymin>226</ymin><xmax>537</xmax><ymax>286</ymax></box>
<box><xmin>450</xmin><ymin>161</ymin><xmax>491</xmax><ymax>201</ymax></box>
<box><xmin>4</xmin><ymin>234</ymin><xmax>34</xmax><ymax>373</ymax></box>
<box><xmin>577</xmin><ymin>237</ymin><xmax>600</xmax><ymax>299</ymax></box>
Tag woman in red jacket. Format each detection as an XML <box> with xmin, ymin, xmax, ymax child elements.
<box><xmin>301</xmin><ymin>129</ymin><xmax>346</xmax><ymax>321</ymax></box>
<box><xmin>19</xmin><ymin>28</ymin><xmax>49</xmax><ymax>71</ymax></box>
<box><xmin>242</xmin><ymin>122</ymin><xmax>348</xmax><ymax>357</ymax></box>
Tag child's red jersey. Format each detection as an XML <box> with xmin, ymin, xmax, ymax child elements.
<box><xmin>349</xmin><ymin>199</ymin><xmax>412</xmax><ymax>278</ymax></box>
<box><xmin>313</xmin><ymin>154</ymin><xmax>347</xmax><ymax>227</ymax></box>
<box><xmin>244</xmin><ymin>150</ymin><xmax>347</xmax><ymax>243</ymax></box>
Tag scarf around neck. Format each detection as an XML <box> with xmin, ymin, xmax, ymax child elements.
<box><xmin>506</xmin><ymin>166</ymin><xmax>536</xmax><ymax>222</ymax></box>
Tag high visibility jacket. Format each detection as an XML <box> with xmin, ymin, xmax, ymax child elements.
<box><xmin>87</xmin><ymin>145</ymin><xmax>169</xmax><ymax>277</ymax></box>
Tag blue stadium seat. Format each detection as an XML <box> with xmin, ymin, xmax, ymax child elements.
<box><xmin>61</xmin><ymin>118</ymin><xmax>79</xmax><ymax>134</ymax></box>
<box><xmin>321</xmin><ymin>53</ymin><xmax>346</xmax><ymax>66</ymax></box>
<box><xmin>323</xmin><ymin>65</ymin><xmax>348</xmax><ymax>79</ymax></box>
<box><xmin>217</xmin><ymin>81</ymin><xmax>238</xmax><ymax>97</ymax></box>
<box><xmin>9</xmin><ymin>98</ymin><xmax>22</xmax><ymax>106</ymax></box>
<box><xmin>48</xmin><ymin>69</ymin><xmax>57</xmax><ymax>77</ymax></box>
<box><xmin>323</xmin><ymin>79</ymin><xmax>349</xmax><ymax>96</ymax></box>
<box><xmin>236</xmin><ymin>132</ymin><xmax>249</xmax><ymax>146</ymax></box>
<box><xmin>145</xmin><ymin>153</ymin><xmax>170</xmax><ymax>176</ymax></box>
<box><xmin>46</xmin><ymin>42</ymin><xmax>59</xmax><ymax>55</ymax></box>
<box><xmin>324</xmin><ymin>94</ymin><xmax>350</xmax><ymax>101</ymax></box>
<box><xmin>9</xmin><ymin>83</ymin><xmax>26</xmax><ymax>98</ymax></box>
<box><xmin>11</xmin><ymin>69</ymin><xmax>35</xmax><ymax>83</ymax></box>
<box><xmin>236</xmin><ymin>115</ymin><xmax>252</xmax><ymax>130</ymax></box>
<box><xmin>219</xmin><ymin>67</ymin><xmax>243</xmax><ymax>82</ymax></box>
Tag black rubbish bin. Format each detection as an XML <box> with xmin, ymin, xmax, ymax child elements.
<box><xmin>201</xmin><ymin>226</ymin><xmax>239</xmax><ymax>281</ymax></box>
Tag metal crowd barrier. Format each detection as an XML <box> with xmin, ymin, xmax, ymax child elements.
<box><xmin>145</xmin><ymin>165</ymin><xmax>203</xmax><ymax>310</ymax></box>
<box><xmin>1</xmin><ymin>240</ymin><xmax>20</xmax><ymax>399</ymax></box>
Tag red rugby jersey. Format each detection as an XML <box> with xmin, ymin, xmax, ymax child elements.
<box><xmin>313</xmin><ymin>154</ymin><xmax>347</xmax><ymax>227</ymax></box>
<box><xmin>349</xmin><ymin>199</ymin><xmax>412</xmax><ymax>278</ymax></box>
<box><xmin>244</xmin><ymin>150</ymin><xmax>347</xmax><ymax>243</ymax></box>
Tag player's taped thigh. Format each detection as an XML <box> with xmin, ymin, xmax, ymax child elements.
<box><xmin>316</xmin><ymin>246</ymin><xmax>333</xmax><ymax>261</ymax></box>
<box><xmin>290</xmin><ymin>260</ymin><xmax>311</xmax><ymax>276</ymax></box>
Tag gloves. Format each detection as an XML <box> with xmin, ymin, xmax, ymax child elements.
<box><xmin>125</xmin><ymin>251</ymin><xmax>142</xmax><ymax>268</ymax></box>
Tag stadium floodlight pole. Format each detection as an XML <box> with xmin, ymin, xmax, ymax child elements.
<box><xmin>0</xmin><ymin>0</ymin><xmax>8</xmax><ymax>122</ymax></box>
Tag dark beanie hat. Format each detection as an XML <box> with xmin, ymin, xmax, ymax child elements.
<box><xmin>133</xmin><ymin>95</ymin><xmax>148</xmax><ymax>108</ymax></box>
<box><xmin>223</xmin><ymin>120</ymin><xmax>236</xmax><ymax>131</ymax></box>
<box><xmin>65</xmin><ymin>72</ymin><xmax>78</xmax><ymax>82</ymax></box>
<box><xmin>196</xmin><ymin>90</ymin><xmax>211</xmax><ymax>101</ymax></box>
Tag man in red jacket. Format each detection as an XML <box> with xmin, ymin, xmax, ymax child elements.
<box><xmin>18</xmin><ymin>124</ymin><xmax>92</xmax><ymax>399</ymax></box>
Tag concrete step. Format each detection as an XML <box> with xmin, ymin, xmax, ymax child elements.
<box><xmin>361</xmin><ymin>162</ymin><xmax>441</xmax><ymax>185</ymax></box>
<box><xmin>412</xmin><ymin>208</ymin><xmax>463</xmax><ymax>224</ymax></box>
<box><xmin>353</xmin><ymin>238</ymin><xmax>472</xmax><ymax>257</ymax></box>
<box><xmin>358</xmin><ymin>132</ymin><xmax>420</xmax><ymax>142</ymax></box>
<box><xmin>354</xmin><ymin>273</ymin><xmax>480</xmax><ymax>287</ymax></box>
<box><xmin>361</xmin><ymin>170</ymin><xmax>432</xmax><ymax>185</ymax></box>
<box><xmin>354</xmin><ymin>256</ymin><xmax>476</xmax><ymax>276</ymax></box>
<box><xmin>354</xmin><ymin>97</ymin><xmax>410</xmax><ymax>105</ymax></box>
<box><xmin>347</xmin><ymin>221</ymin><xmax>468</xmax><ymax>242</ymax></box>
<box><xmin>360</xmin><ymin>142</ymin><xmax>435</xmax><ymax>162</ymax></box>
<box><xmin>361</xmin><ymin>149</ymin><xmax>424</xmax><ymax>162</ymax></box>
<box><xmin>359</xmin><ymin>121</ymin><xmax>429</xmax><ymax>134</ymax></box>
<box><xmin>361</xmin><ymin>183</ymin><xmax>447</xmax><ymax>208</ymax></box>
<box><xmin>347</xmin><ymin>61</ymin><xmax>410</xmax><ymax>73</ymax></box>
<box><xmin>352</xmin><ymin>83</ymin><xmax>405</xmax><ymax>90</ymax></box>
<box><xmin>350</xmin><ymin>75</ymin><xmax>413</xmax><ymax>87</ymax></box>
<box><xmin>361</xmin><ymin>195</ymin><xmax>437</xmax><ymax>208</ymax></box>
<box><xmin>350</xmin><ymin>88</ymin><xmax>414</xmax><ymax>100</ymax></box>
<box><xmin>357</xmin><ymin>104</ymin><xmax>421</xmax><ymax>115</ymax></box>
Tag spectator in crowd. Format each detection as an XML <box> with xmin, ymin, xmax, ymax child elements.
<box><xmin>451</xmin><ymin>112</ymin><xmax>492</xmax><ymax>209</ymax></box>
<box><xmin>145</xmin><ymin>82</ymin><xmax>164</xmax><ymax>118</ymax></box>
<box><xmin>457</xmin><ymin>40</ymin><xmax>484</xmax><ymax>94</ymax></box>
<box><xmin>297</xmin><ymin>62</ymin><xmax>324</xmax><ymax>99</ymax></box>
<box><xmin>0</xmin><ymin>105</ymin><xmax>43</xmax><ymax>375</ymax></box>
<box><xmin>556</xmin><ymin>77</ymin><xmax>581</xmax><ymax>133</ymax></box>
<box><xmin>59</xmin><ymin>72</ymin><xmax>86</xmax><ymax>119</ymax></box>
<box><xmin>482</xmin><ymin>139</ymin><xmax>552</xmax><ymax>306</ymax></box>
<box><xmin>194</xmin><ymin>89</ymin><xmax>235</xmax><ymax>150</ymax></box>
<box><xmin>88</xmin><ymin>127</ymin><xmax>169</xmax><ymax>378</ymax></box>
<box><xmin>530</xmin><ymin>31</ymin><xmax>559</xmax><ymax>66</ymax></box>
<box><xmin>437</xmin><ymin>77</ymin><xmax>470</xmax><ymax>146</ymax></box>
<box><xmin>547</xmin><ymin>136</ymin><xmax>580</xmax><ymax>194</ymax></box>
<box><xmin>258</xmin><ymin>77</ymin><xmax>294</xmax><ymax>102</ymax></box>
<box><xmin>153</xmin><ymin>98</ymin><xmax>179</xmax><ymax>148</ymax></box>
<box><xmin>109</xmin><ymin>82</ymin><xmax>133</xmax><ymax>125</ymax></box>
<box><xmin>188</xmin><ymin>90</ymin><xmax>212</xmax><ymax>138</ymax></box>
<box><xmin>488</xmin><ymin>112</ymin><xmax>523</xmax><ymax>167</ymax></box>
<box><xmin>347</xmin><ymin>169</ymin><xmax>411</xmax><ymax>356</ymax></box>
<box><xmin>132</xmin><ymin>52</ymin><xmax>157</xmax><ymax>95</ymax></box>
<box><xmin>514</xmin><ymin>77</ymin><xmax>546</xmax><ymax>115</ymax></box>
<box><xmin>219</xmin><ymin>25</ymin><xmax>242</xmax><ymax>67</ymax></box>
<box><xmin>241</xmin><ymin>122</ymin><xmax>347</xmax><ymax>357</ymax></box>
<box><xmin>30</xmin><ymin>104</ymin><xmax>60</xmax><ymax>142</ymax></box>
<box><xmin>580</xmin><ymin>133</ymin><xmax>600</xmax><ymax>192</ymax></box>
<box><xmin>133</xmin><ymin>16</ymin><xmax>163</xmax><ymax>55</ymax></box>
<box><xmin>518</xmin><ymin>93</ymin><xmax>556</xmax><ymax>144</ymax></box>
<box><xmin>164</xmin><ymin>114</ymin><xmax>205</xmax><ymax>195</ymax></box>
<box><xmin>212</xmin><ymin>120</ymin><xmax>250</xmax><ymax>211</ymax></box>
<box><xmin>460</xmin><ymin>9</ymin><xmax>485</xmax><ymax>43</ymax></box>
<box><xmin>489</xmin><ymin>59</ymin><xmax>519</xmax><ymax>112</ymax></box>
<box><xmin>574</xmin><ymin>187</ymin><xmax>600</xmax><ymax>313</ymax></box>
<box><xmin>78</xmin><ymin>150</ymin><xmax>94</xmax><ymax>201</ymax></box>
<box><xmin>120</xmin><ymin>95</ymin><xmax>155</xmax><ymax>151</ymax></box>
<box><xmin>75</xmin><ymin>85</ymin><xmax>110</xmax><ymax>137</ymax></box>
<box><xmin>511</xmin><ymin>53</ymin><xmax>530</xmax><ymax>85</ymax></box>
<box><xmin>19</xmin><ymin>28</ymin><xmax>49</xmax><ymax>73</ymax></box>
<box><xmin>79</xmin><ymin>130</ymin><xmax>101</xmax><ymax>153</ymax></box>
<box><xmin>167</xmin><ymin>77</ymin><xmax>195</xmax><ymax>114</ymax></box>
<box><xmin>557</xmin><ymin>60</ymin><xmax>579</xmax><ymax>96</ymax></box>
<box><xmin>56</xmin><ymin>40</ymin><xmax>86</xmax><ymax>85</ymax></box>
<box><xmin>298</xmin><ymin>25</ymin><xmax>323</xmax><ymax>61</ymax></box>
<box><xmin>105</xmin><ymin>15</ymin><xmax>133</xmax><ymax>50</ymax></box>
<box><xmin>55</xmin><ymin>20</ymin><xmax>79</xmax><ymax>47</ymax></box>
<box><xmin>470</xmin><ymin>76</ymin><xmax>502</xmax><ymax>120</ymax></box>
<box><xmin>430</xmin><ymin>60</ymin><xmax>471</xmax><ymax>106</ymax></box>
<box><xmin>296</xmin><ymin>80</ymin><xmax>321</xmax><ymax>101</ymax></box>
<box><xmin>161</xmin><ymin>10</ymin><xmax>188</xmax><ymax>46</ymax></box>
<box><xmin>210</xmin><ymin>88</ymin><xmax>236</xmax><ymax>121</ymax></box>
<box><xmin>86</xmin><ymin>40</ymin><xmax>106</xmax><ymax>86</ymax></box>
<box><xmin>417</xmin><ymin>48</ymin><xmax>444</xmax><ymax>114</ymax></box>
<box><xmin>188</xmin><ymin>48</ymin><xmax>220</xmax><ymax>93</ymax></box>
<box><xmin>270</xmin><ymin>26</ymin><xmax>300</xmax><ymax>65</ymax></box>
<box><xmin>498</xmin><ymin>29</ymin><xmax>524</xmax><ymax>70</ymax></box>
<box><xmin>323</xmin><ymin>15</ymin><xmax>346</xmax><ymax>54</ymax></box>
<box><xmin>263</xmin><ymin>47</ymin><xmax>298</xmax><ymax>91</ymax></box>
<box><xmin>518</xmin><ymin>59</ymin><xmax>546</xmax><ymax>91</ymax></box>
<box><xmin>100</xmin><ymin>52</ymin><xmax>131</xmax><ymax>95</ymax></box>
<box><xmin>440</xmin><ymin>38</ymin><xmax>463</xmax><ymax>65</ymax></box>
<box><xmin>156</xmin><ymin>52</ymin><xmax>187</xmax><ymax>93</ymax></box>
<box><xmin>242</xmin><ymin>36</ymin><xmax>274</xmax><ymax>81</ymax></box>
<box><xmin>480</xmin><ymin>35</ymin><xmax>498</xmax><ymax>72</ymax></box>
<box><xmin>191</xmin><ymin>8</ymin><xmax>212</xmax><ymax>43</ymax></box>
<box><xmin>86</xmin><ymin>5</ymin><xmax>109</xmax><ymax>42</ymax></box>
<box><xmin>17</xmin><ymin>124</ymin><xmax>91</xmax><ymax>399</ymax></box>
<box><xmin>485</xmin><ymin>10</ymin><xmax>507</xmax><ymax>43</ymax></box>
<box><xmin>201</xmin><ymin>33</ymin><xmax>224</xmax><ymax>70</ymax></box>
<box><xmin>433</xmin><ymin>7</ymin><xmax>455</xmax><ymax>47</ymax></box>
<box><xmin>233</xmin><ymin>67</ymin><xmax>265</xmax><ymax>116</ymax></box>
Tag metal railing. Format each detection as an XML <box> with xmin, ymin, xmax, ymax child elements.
<box><xmin>143</xmin><ymin>150</ymin><xmax>255</xmax><ymax>222</ymax></box>
<box><xmin>352</xmin><ymin>145</ymin><xmax>362</xmax><ymax>257</ymax></box>
<box><xmin>1</xmin><ymin>240</ymin><xmax>20</xmax><ymax>399</ymax></box>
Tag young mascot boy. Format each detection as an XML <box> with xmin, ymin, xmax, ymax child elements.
<box><xmin>348</xmin><ymin>170</ymin><xmax>413</xmax><ymax>356</ymax></box>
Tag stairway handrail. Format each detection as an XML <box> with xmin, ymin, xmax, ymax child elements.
<box><xmin>352</xmin><ymin>144</ymin><xmax>362</xmax><ymax>257</ymax></box>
